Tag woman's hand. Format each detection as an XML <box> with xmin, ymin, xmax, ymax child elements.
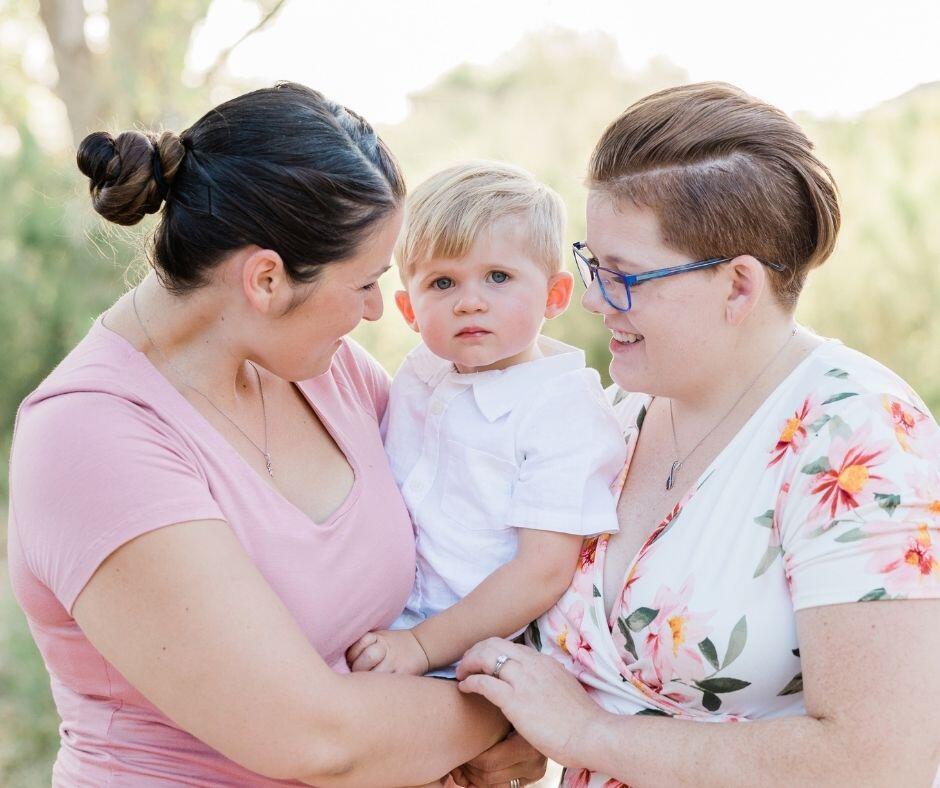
<box><xmin>456</xmin><ymin>638</ymin><xmax>604</xmax><ymax>767</ymax></box>
<box><xmin>448</xmin><ymin>732</ymin><xmax>547</xmax><ymax>787</ymax></box>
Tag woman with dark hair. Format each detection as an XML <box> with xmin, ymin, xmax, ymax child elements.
<box><xmin>455</xmin><ymin>83</ymin><xmax>940</xmax><ymax>786</ymax></box>
<box><xmin>7</xmin><ymin>82</ymin><xmax>517</xmax><ymax>786</ymax></box>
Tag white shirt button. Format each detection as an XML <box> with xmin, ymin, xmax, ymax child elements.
<box><xmin>430</xmin><ymin>400</ymin><xmax>444</xmax><ymax>415</ymax></box>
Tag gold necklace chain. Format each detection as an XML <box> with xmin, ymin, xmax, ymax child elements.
<box><xmin>132</xmin><ymin>287</ymin><xmax>274</xmax><ymax>478</ymax></box>
<box><xmin>664</xmin><ymin>326</ymin><xmax>798</xmax><ymax>491</ymax></box>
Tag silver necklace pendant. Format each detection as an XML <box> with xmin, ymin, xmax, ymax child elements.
<box><xmin>666</xmin><ymin>460</ymin><xmax>682</xmax><ymax>491</ymax></box>
<box><xmin>264</xmin><ymin>453</ymin><xmax>274</xmax><ymax>478</ymax></box>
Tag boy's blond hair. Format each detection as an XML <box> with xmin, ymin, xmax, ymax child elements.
<box><xmin>396</xmin><ymin>161</ymin><xmax>566</xmax><ymax>282</ymax></box>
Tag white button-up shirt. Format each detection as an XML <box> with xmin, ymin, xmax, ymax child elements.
<box><xmin>384</xmin><ymin>336</ymin><xmax>626</xmax><ymax>659</ymax></box>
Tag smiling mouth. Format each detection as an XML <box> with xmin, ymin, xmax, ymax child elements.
<box><xmin>611</xmin><ymin>330</ymin><xmax>643</xmax><ymax>345</ymax></box>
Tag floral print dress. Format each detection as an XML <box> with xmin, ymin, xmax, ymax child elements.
<box><xmin>528</xmin><ymin>340</ymin><xmax>940</xmax><ymax>787</ymax></box>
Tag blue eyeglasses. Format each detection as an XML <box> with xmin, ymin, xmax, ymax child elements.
<box><xmin>572</xmin><ymin>241</ymin><xmax>786</xmax><ymax>313</ymax></box>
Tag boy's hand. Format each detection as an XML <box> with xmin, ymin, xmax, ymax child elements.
<box><xmin>346</xmin><ymin>629</ymin><xmax>430</xmax><ymax>675</ymax></box>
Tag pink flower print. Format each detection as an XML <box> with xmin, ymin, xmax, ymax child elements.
<box><xmin>872</xmin><ymin>524</ymin><xmax>940</xmax><ymax>592</ymax></box>
<box><xmin>565</xmin><ymin>768</ymin><xmax>592</xmax><ymax>788</ymax></box>
<box><xmin>603</xmin><ymin>780</ymin><xmax>630</xmax><ymax>788</ymax></box>
<box><xmin>808</xmin><ymin>425</ymin><xmax>891</xmax><ymax>520</ymax></box>
<box><xmin>643</xmin><ymin>579</ymin><xmax>713</xmax><ymax>689</ymax></box>
<box><xmin>769</xmin><ymin>397</ymin><xmax>822</xmax><ymax>467</ymax></box>
<box><xmin>546</xmin><ymin>602</ymin><xmax>595</xmax><ymax>676</ymax></box>
<box><xmin>882</xmin><ymin>396</ymin><xmax>932</xmax><ymax>454</ymax></box>
<box><xmin>579</xmin><ymin>536</ymin><xmax>600</xmax><ymax>572</ymax></box>
<box><xmin>908</xmin><ymin>468</ymin><xmax>940</xmax><ymax>521</ymax></box>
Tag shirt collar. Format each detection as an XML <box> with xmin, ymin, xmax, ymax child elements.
<box><xmin>408</xmin><ymin>336</ymin><xmax>586</xmax><ymax>423</ymax></box>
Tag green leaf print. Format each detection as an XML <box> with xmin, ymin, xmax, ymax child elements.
<box><xmin>822</xmin><ymin>392</ymin><xmax>858</xmax><ymax>405</ymax></box>
<box><xmin>807</xmin><ymin>414</ymin><xmax>831</xmax><ymax>433</ymax></box>
<box><xmin>801</xmin><ymin>457</ymin><xmax>831</xmax><ymax>475</ymax></box>
<box><xmin>635</xmin><ymin>708</ymin><xmax>672</xmax><ymax>717</ymax></box>
<box><xmin>526</xmin><ymin>620</ymin><xmax>543</xmax><ymax>651</ymax></box>
<box><xmin>825</xmin><ymin>368</ymin><xmax>849</xmax><ymax>379</ymax></box>
<box><xmin>753</xmin><ymin>509</ymin><xmax>775</xmax><ymax>528</ymax></box>
<box><xmin>722</xmin><ymin>616</ymin><xmax>748</xmax><ymax>669</ymax></box>
<box><xmin>698</xmin><ymin>637</ymin><xmax>720</xmax><ymax>671</ymax></box>
<box><xmin>617</xmin><ymin>617</ymin><xmax>639</xmax><ymax>661</ymax></box>
<box><xmin>827</xmin><ymin>414</ymin><xmax>852</xmax><ymax>440</ymax></box>
<box><xmin>753</xmin><ymin>545</ymin><xmax>784</xmax><ymax>577</ymax></box>
<box><xmin>701</xmin><ymin>691</ymin><xmax>722</xmax><ymax>711</ymax></box>
<box><xmin>834</xmin><ymin>528</ymin><xmax>869</xmax><ymax>543</ymax></box>
<box><xmin>858</xmin><ymin>587</ymin><xmax>890</xmax><ymax>602</ymax></box>
<box><xmin>778</xmin><ymin>673</ymin><xmax>803</xmax><ymax>696</ymax></box>
<box><xmin>635</xmin><ymin>402</ymin><xmax>647</xmax><ymax>427</ymax></box>
<box><xmin>625</xmin><ymin>607</ymin><xmax>659</xmax><ymax>632</ymax></box>
<box><xmin>592</xmin><ymin>584</ymin><xmax>602</xmax><ymax>598</ymax></box>
<box><xmin>695</xmin><ymin>677</ymin><xmax>752</xmax><ymax>693</ymax></box>
<box><xmin>875</xmin><ymin>493</ymin><xmax>901</xmax><ymax>516</ymax></box>
<box><xmin>614</xmin><ymin>387</ymin><xmax>629</xmax><ymax>407</ymax></box>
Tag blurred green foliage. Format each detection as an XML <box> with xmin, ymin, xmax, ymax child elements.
<box><xmin>1</xmin><ymin>5</ymin><xmax>938</xmax><ymax>783</ymax></box>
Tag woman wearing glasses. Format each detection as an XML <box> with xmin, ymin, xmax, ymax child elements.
<box><xmin>453</xmin><ymin>83</ymin><xmax>940</xmax><ymax>786</ymax></box>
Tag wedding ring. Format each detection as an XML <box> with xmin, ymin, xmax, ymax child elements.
<box><xmin>509</xmin><ymin>780</ymin><xmax>522</xmax><ymax>788</ymax></box>
<box><xmin>492</xmin><ymin>653</ymin><xmax>510</xmax><ymax>680</ymax></box>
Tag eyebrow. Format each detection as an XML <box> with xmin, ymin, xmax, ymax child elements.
<box><xmin>370</xmin><ymin>264</ymin><xmax>392</xmax><ymax>278</ymax></box>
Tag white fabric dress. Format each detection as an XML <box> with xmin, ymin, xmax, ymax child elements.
<box><xmin>529</xmin><ymin>340</ymin><xmax>940</xmax><ymax>787</ymax></box>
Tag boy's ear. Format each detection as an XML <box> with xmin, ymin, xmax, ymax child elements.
<box><xmin>394</xmin><ymin>290</ymin><xmax>420</xmax><ymax>332</ymax></box>
<box><xmin>544</xmin><ymin>271</ymin><xmax>574</xmax><ymax>319</ymax></box>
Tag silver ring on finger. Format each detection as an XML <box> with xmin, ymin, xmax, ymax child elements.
<box><xmin>492</xmin><ymin>653</ymin><xmax>511</xmax><ymax>680</ymax></box>
<box><xmin>509</xmin><ymin>779</ymin><xmax>522</xmax><ymax>788</ymax></box>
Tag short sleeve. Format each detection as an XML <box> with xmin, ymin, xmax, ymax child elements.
<box><xmin>336</xmin><ymin>337</ymin><xmax>392</xmax><ymax>423</ymax></box>
<box><xmin>777</xmin><ymin>392</ymin><xmax>940</xmax><ymax>610</ymax></box>
<box><xmin>508</xmin><ymin>371</ymin><xmax>626</xmax><ymax>536</ymax></box>
<box><xmin>9</xmin><ymin>392</ymin><xmax>225</xmax><ymax>612</ymax></box>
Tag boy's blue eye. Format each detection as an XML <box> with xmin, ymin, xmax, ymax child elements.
<box><xmin>431</xmin><ymin>277</ymin><xmax>454</xmax><ymax>290</ymax></box>
<box><xmin>487</xmin><ymin>271</ymin><xmax>510</xmax><ymax>284</ymax></box>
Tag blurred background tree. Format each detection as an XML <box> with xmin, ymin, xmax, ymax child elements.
<box><xmin>1</xmin><ymin>0</ymin><xmax>938</xmax><ymax>783</ymax></box>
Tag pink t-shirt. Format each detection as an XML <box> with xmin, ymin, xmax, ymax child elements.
<box><xmin>7</xmin><ymin>318</ymin><xmax>416</xmax><ymax>786</ymax></box>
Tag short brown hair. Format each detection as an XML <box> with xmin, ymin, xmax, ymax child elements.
<box><xmin>588</xmin><ymin>82</ymin><xmax>840</xmax><ymax>306</ymax></box>
<box><xmin>396</xmin><ymin>161</ymin><xmax>565</xmax><ymax>282</ymax></box>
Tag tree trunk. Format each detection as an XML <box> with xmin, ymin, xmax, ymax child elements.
<box><xmin>37</xmin><ymin>0</ymin><xmax>110</xmax><ymax>146</ymax></box>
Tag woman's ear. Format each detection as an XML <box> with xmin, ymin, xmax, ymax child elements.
<box><xmin>724</xmin><ymin>255</ymin><xmax>766</xmax><ymax>326</ymax></box>
<box><xmin>241</xmin><ymin>247</ymin><xmax>290</xmax><ymax>315</ymax></box>
<box><xmin>394</xmin><ymin>290</ymin><xmax>420</xmax><ymax>332</ymax></box>
<box><xmin>544</xmin><ymin>271</ymin><xmax>574</xmax><ymax>319</ymax></box>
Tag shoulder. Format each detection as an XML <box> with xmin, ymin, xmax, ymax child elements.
<box><xmin>314</xmin><ymin>337</ymin><xmax>392</xmax><ymax>421</ymax></box>
<box><xmin>780</xmin><ymin>341</ymin><xmax>938</xmax><ymax>457</ymax></box>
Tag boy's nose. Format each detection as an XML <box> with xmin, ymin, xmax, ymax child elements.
<box><xmin>454</xmin><ymin>289</ymin><xmax>487</xmax><ymax>314</ymax></box>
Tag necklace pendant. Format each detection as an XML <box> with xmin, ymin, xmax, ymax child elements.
<box><xmin>666</xmin><ymin>460</ymin><xmax>681</xmax><ymax>491</ymax></box>
<box><xmin>265</xmin><ymin>453</ymin><xmax>274</xmax><ymax>478</ymax></box>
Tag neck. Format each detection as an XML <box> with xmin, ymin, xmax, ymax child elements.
<box><xmin>668</xmin><ymin>311</ymin><xmax>801</xmax><ymax>423</ymax></box>
<box><xmin>132</xmin><ymin>272</ymin><xmax>255</xmax><ymax>409</ymax></box>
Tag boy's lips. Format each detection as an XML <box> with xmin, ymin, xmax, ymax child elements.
<box><xmin>455</xmin><ymin>327</ymin><xmax>491</xmax><ymax>338</ymax></box>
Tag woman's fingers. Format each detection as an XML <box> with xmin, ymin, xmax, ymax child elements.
<box><xmin>457</xmin><ymin>673</ymin><xmax>513</xmax><ymax>708</ymax></box>
<box><xmin>455</xmin><ymin>637</ymin><xmax>534</xmax><ymax>680</ymax></box>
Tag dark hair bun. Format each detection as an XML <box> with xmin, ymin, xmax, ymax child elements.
<box><xmin>77</xmin><ymin>129</ymin><xmax>185</xmax><ymax>226</ymax></box>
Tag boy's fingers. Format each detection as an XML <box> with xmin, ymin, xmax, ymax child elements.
<box><xmin>345</xmin><ymin>632</ymin><xmax>377</xmax><ymax>664</ymax></box>
<box><xmin>350</xmin><ymin>641</ymin><xmax>387</xmax><ymax>672</ymax></box>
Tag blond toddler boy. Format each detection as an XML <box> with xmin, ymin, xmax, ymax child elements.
<box><xmin>346</xmin><ymin>162</ymin><xmax>626</xmax><ymax>678</ymax></box>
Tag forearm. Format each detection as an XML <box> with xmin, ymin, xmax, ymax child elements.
<box><xmin>573</xmin><ymin>708</ymin><xmax>933</xmax><ymax>788</ymax></box>
<box><xmin>300</xmin><ymin>671</ymin><xmax>509</xmax><ymax>786</ymax></box>
<box><xmin>415</xmin><ymin>554</ymin><xmax>570</xmax><ymax>669</ymax></box>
